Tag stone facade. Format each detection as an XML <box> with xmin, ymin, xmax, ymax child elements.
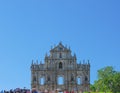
<box><xmin>31</xmin><ymin>42</ymin><xmax>90</xmax><ymax>91</ymax></box>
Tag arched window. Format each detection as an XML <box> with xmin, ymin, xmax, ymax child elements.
<box><xmin>33</xmin><ymin>76</ymin><xmax>36</xmax><ymax>82</ymax></box>
<box><xmin>39</xmin><ymin>77</ymin><xmax>45</xmax><ymax>85</ymax></box>
<box><xmin>48</xmin><ymin>76</ymin><xmax>50</xmax><ymax>81</ymax></box>
<box><xmin>77</xmin><ymin>77</ymin><xmax>81</xmax><ymax>85</ymax></box>
<box><xmin>71</xmin><ymin>75</ymin><xmax>74</xmax><ymax>81</ymax></box>
<box><xmin>85</xmin><ymin>76</ymin><xmax>88</xmax><ymax>81</ymax></box>
<box><xmin>59</xmin><ymin>62</ymin><xmax>62</xmax><ymax>69</ymax></box>
<box><xmin>57</xmin><ymin>76</ymin><xmax>64</xmax><ymax>85</ymax></box>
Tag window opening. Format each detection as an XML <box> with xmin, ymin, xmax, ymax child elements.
<box><xmin>71</xmin><ymin>74</ymin><xmax>74</xmax><ymax>81</ymax></box>
<box><xmin>33</xmin><ymin>76</ymin><xmax>36</xmax><ymax>81</ymax></box>
<box><xmin>48</xmin><ymin>76</ymin><xmax>50</xmax><ymax>81</ymax></box>
<box><xmin>59</xmin><ymin>62</ymin><xmax>62</xmax><ymax>69</ymax></box>
<box><xmin>39</xmin><ymin>77</ymin><xmax>44</xmax><ymax>85</ymax></box>
<box><xmin>58</xmin><ymin>76</ymin><xmax>64</xmax><ymax>85</ymax></box>
<box><xmin>85</xmin><ymin>76</ymin><xmax>88</xmax><ymax>81</ymax></box>
<box><xmin>77</xmin><ymin>77</ymin><xmax>81</xmax><ymax>85</ymax></box>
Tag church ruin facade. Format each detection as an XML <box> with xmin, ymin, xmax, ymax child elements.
<box><xmin>31</xmin><ymin>42</ymin><xmax>90</xmax><ymax>91</ymax></box>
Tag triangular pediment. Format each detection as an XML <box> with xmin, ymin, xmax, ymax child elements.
<box><xmin>50</xmin><ymin>42</ymin><xmax>70</xmax><ymax>52</ymax></box>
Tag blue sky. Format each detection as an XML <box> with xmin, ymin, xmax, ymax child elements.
<box><xmin>0</xmin><ymin>0</ymin><xmax>120</xmax><ymax>90</ymax></box>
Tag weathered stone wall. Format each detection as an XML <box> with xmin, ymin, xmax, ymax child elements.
<box><xmin>31</xmin><ymin>43</ymin><xmax>90</xmax><ymax>92</ymax></box>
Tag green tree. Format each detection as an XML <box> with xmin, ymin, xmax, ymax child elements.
<box><xmin>90</xmin><ymin>84</ymin><xmax>96</xmax><ymax>92</ymax></box>
<box><xmin>93</xmin><ymin>66</ymin><xmax>120</xmax><ymax>93</ymax></box>
<box><xmin>109</xmin><ymin>72</ymin><xmax>120</xmax><ymax>93</ymax></box>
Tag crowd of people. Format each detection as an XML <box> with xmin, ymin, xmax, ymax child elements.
<box><xmin>0</xmin><ymin>88</ymin><xmax>30</xmax><ymax>93</ymax></box>
<box><xmin>0</xmin><ymin>88</ymin><xmax>83</xmax><ymax>93</ymax></box>
<box><xmin>31</xmin><ymin>89</ymin><xmax>83</xmax><ymax>93</ymax></box>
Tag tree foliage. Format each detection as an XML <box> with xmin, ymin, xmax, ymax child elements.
<box><xmin>90</xmin><ymin>84</ymin><xmax>96</xmax><ymax>92</ymax></box>
<box><xmin>92</xmin><ymin>66</ymin><xmax>120</xmax><ymax>93</ymax></box>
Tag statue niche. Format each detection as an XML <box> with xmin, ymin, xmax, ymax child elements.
<box><xmin>59</xmin><ymin>62</ymin><xmax>62</xmax><ymax>69</ymax></box>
